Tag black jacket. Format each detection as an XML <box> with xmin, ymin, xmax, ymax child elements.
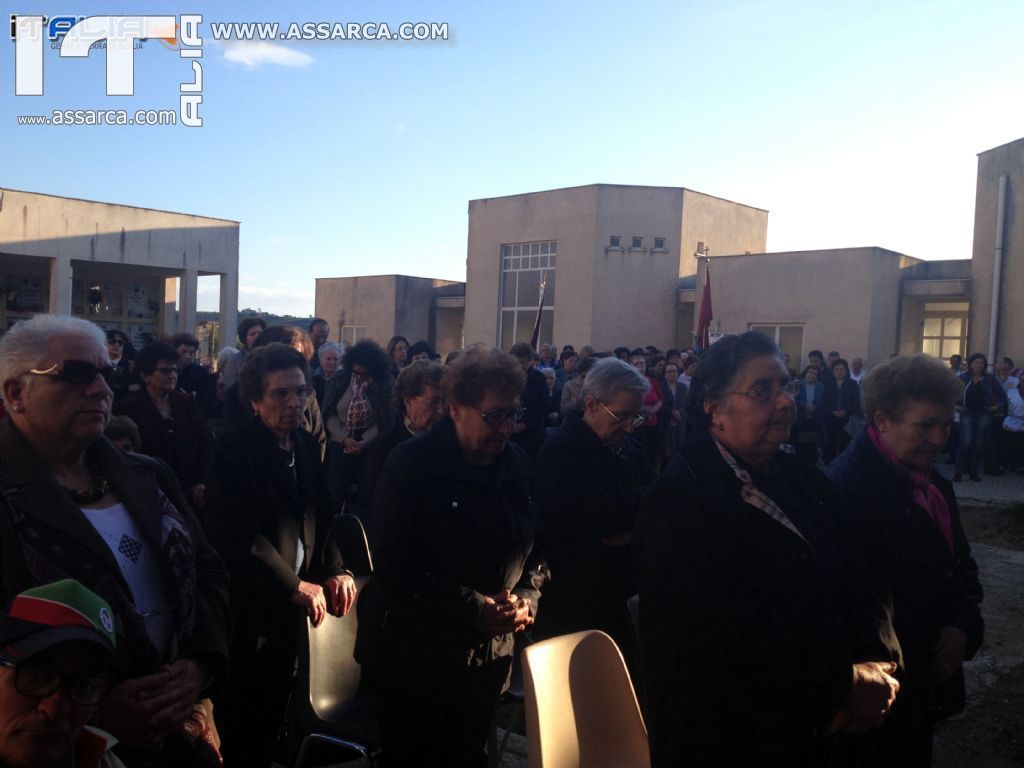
<box><xmin>533</xmin><ymin>414</ymin><xmax>653</xmax><ymax>649</ymax></box>
<box><xmin>826</xmin><ymin>429</ymin><xmax>984</xmax><ymax>720</ymax></box>
<box><xmin>511</xmin><ymin>367</ymin><xmax>548</xmax><ymax>460</ymax></box>
<box><xmin>206</xmin><ymin>417</ymin><xmax>346</xmax><ymax>631</ymax></box>
<box><xmin>356</xmin><ymin>418</ymin><xmax>548</xmax><ymax>677</ymax></box>
<box><xmin>362</xmin><ymin>419</ymin><xmax>416</xmax><ymax>513</ymax></box>
<box><xmin>634</xmin><ymin>431</ymin><xmax>897</xmax><ymax>767</ymax></box>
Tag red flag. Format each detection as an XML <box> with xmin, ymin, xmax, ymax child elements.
<box><xmin>697</xmin><ymin>262</ymin><xmax>713</xmax><ymax>351</ymax></box>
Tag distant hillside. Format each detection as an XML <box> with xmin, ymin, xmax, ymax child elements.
<box><xmin>196</xmin><ymin>309</ymin><xmax>313</xmax><ymax>328</ymax></box>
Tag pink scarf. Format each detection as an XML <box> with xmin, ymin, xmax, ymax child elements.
<box><xmin>867</xmin><ymin>425</ymin><xmax>954</xmax><ymax>553</ymax></box>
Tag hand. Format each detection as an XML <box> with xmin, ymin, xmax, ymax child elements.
<box><xmin>324</xmin><ymin>573</ymin><xmax>357</xmax><ymax>617</ymax></box>
<box><xmin>144</xmin><ymin>659</ymin><xmax>208</xmax><ymax>740</ymax></box>
<box><xmin>343</xmin><ymin>437</ymin><xmax>362</xmax><ymax>454</ymax></box>
<box><xmin>845</xmin><ymin>661</ymin><xmax>900</xmax><ymax>729</ymax></box>
<box><xmin>475</xmin><ymin>590</ymin><xmax>533</xmax><ymax>637</ymax></box>
<box><xmin>188</xmin><ymin>484</ymin><xmax>206</xmax><ymax>508</ymax></box>
<box><xmin>291</xmin><ymin>580</ymin><xmax>328</xmax><ymax>627</ymax></box>
<box><xmin>930</xmin><ymin>626</ymin><xmax>968</xmax><ymax>683</ymax></box>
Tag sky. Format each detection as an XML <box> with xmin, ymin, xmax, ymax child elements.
<box><xmin>2</xmin><ymin>0</ymin><xmax>1023</xmax><ymax>316</ymax></box>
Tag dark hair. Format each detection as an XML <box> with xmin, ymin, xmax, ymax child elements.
<box><xmin>631</xmin><ymin>348</ymin><xmax>645</xmax><ymax>357</ymax></box>
<box><xmin>808</xmin><ymin>349</ymin><xmax>824</xmax><ymax>361</ymax></box>
<box><xmin>828</xmin><ymin>351</ymin><xmax>840</xmax><ymax>358</ymax></box>
<box><xmin>561</xmin><ymin>345</ymin><xmax>575</xmax><ymax>354</ymax></box>
<box><xmin>135</xmin><ymin>343</ymin><xmax>179</xmax><ymax>375</ymax></box>
<box><xmin>443</xmin><ymin>346</ymin><xmax>525</xmax><ymax>408</ymax></box>
<box><xmin>256</xmin><ymin>325</ymin><xmax>314</xmax><ymax>361</ymax></box>
<box><xmin>343</xmin><ymin>339</ymin><xmax>391</xmax><ymax>381</ymax></box>
<box><xmin>386</xmin><ymin>336</ymin><xmax>409</xmax><ymax>358</ymax></box>
<box><xmin>861</xmin><ymin>354</ymin><xmax>962</xmax><ymax>426</ymax></box>
<box><xmin>967</xmin><ymin>352</ymin><xmax>988</xmax><ymax>368</ymax></box>
<box><xmin>950</xmin><ymin>354</ymin><xmax>962</xmax><ymax>362</ymax></box>
<box><xmin>104</xmin><ymin>414</ymin><xmax>141</xmax><ymax>451</ymax></box>
<box><xmin>831</xmin><ymin>358</ymin><xmax>849</xmax><ymax>372</ymax></box>
<box><xmin>685</xmin><ymin>331</ymin><xmax>782</xmax><ymax>430</ymax></box>
<box><xmin>559</xmin><ymin>349</ymin><xmax>578</xmax><ymax>363</ymax></box>
<box><xmin>510</xmin><ymin>342</ymin><xmax>534</xmax><ymax>361</ymax></box>
<box><xmin>106</xmin><ymin>328</ymin><xmax>129</xmax><ymax>345</ymax></box>
<box><xmin>170</xmin><ymin>332</ymin><xmax>199</xmax><ymax>350</ymax></box>
<box><xmin>577</xmin><ymin>356</ymin><xmax>599</xmax><ymax>376</ymax></box>
<box><xmin>801</xmin><ymin>365</ymin><xmax>819</xmax><ymax>379</ymax></box>
<box><xmin>407</xmin><ymin>340</ymin><xmax>435</xmax><ymax>360</ymax></box>
<box><xmin>614</xmin><ymin>346</ymin><xmax>630</xmax><ymax>359</ymax></box>
<box><xmin>239</xmin><ymin>343</ymin><xmax>310</xmax><ymax>404</ymax></box>
<box><xmin>445</xmin><ymin>349</ymin><xmax>463</xmax><ymax>365</ymax></box>
<box><xmin>1003</xmin><ymin>356</ymin><xmax>1016</xmax><ymax>368</ymax></box>
<box><xmin>308</xmin><ymin>317</ymin><xmax>327</xmax><ymax>332</ymax></box>
<box><xmin>237</xmin><ymin>317</ymin><xmax>267</xmax><ymax>344</ymax></box>
<box><xmin>393</xmin><ymin>360</ymin><xmax>444</xmax><ymax>415</ymax></box>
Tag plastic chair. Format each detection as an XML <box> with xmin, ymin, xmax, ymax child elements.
<box><xmin>522</xmin><ymin>630</ymin><xmax>650</xmax><ymax>768</ymax></box>
<box><xmin>328</xmin><ymin>513</ymin><xmax>374</xmax><ymax>578</ymax></box>
<box><xmin>291</xmin><ymin>575</ymin><xmax>380</xmax><ymax>768</ymax></box>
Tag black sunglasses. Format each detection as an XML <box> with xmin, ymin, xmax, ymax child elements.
<box><xmin>476</xmin><ymin>406</ymin><xmax>526</xmax><ymax>426</ymax></box>
<box><xmin>0</xmin><ymin>659</ymin><xmax>112</xmax><ymax>706</ymax></box>
<box><xmin>28</xmin><ymin>360</ymin><xmax>118</xmax><ymax>387</ymax></box>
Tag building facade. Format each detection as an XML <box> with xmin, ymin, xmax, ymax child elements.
<box><xmin>0</xmin><ymin>188</ymin><xmax>238</xmax><ymax>346</ymax></box>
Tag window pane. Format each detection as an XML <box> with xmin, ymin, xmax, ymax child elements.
<box><xmin>501</xmin><ymin>310</ymin><xmax>515</xmax><ymax>352</ymax></box>
<box><xmin>528</xmin><ymin>256</ymin><xmax>538</xmax><ymax>269</ymax></box>
<box><xmin>924</xmin><ymin>302</ymin><xmax>969</xmax><ymax>311</ymax></box>
<box><xmin>922</xmin><ymin>338</ymin><xmax>940</xmax><ymax>357</ymax></box>
<box><xmin>777</xmin><ymin>326</ymin><xmax>804</xmax><ymax>367</ymax></box>
<box><xmin>549</xmin><ymin>241</ymin><xmax>557</xmax><ymax>253</ymax></box>
<box><xmin>541</xmin><ymin>269</ymin><xmax>556</xmax><ymax>302</ymax></box>
<box><xmin>512</xmin><ymin>245</ymin><xmax>521</xmax><ymax>257</ymax></box>
<box><xmin>540</xmin><ymin>309</ymin><xmax>554</xmax><ymax>348</ymax></box>
<box><xmin>531</xmin><ymin>243</ymin><xmax>540</xmax><ymax>256</ymax></box>
<box><xmin>511</xmin><ymin>257</ymin><xmax>520</xmax><ymax>269</ymax></box>
<box><xmin>549</xmin><ymin>254</ymin><xmax>556</xmax><ymax>267</ymax></box>
<box><xmin>942</xmin><ymin>339</ymin><xmax>962</xmax><ymax>359</ymax></box>
<box><xmin>502</xmin><ymin>271</ymin><xmax>517</xmax><ymax>307</ymax></box>
<box><xmin>515</xmin><ymin>310</ymin><xmax>535</xmax><ymax>345</ymax></box>
<box><xmin>923</xmin><ymin>318</ymin><xmax>942</xmax><ymax>336</ymax></box>
<box><xmin>943</xmin><ymin>317</ymin><xmax>962</xmax><ymax>337</ymax></box>
<box><xmin>541</xmin><ymin>242</ymin><xmax>549</xmax><ymax>255</ymax></box>
<box><xmin>749</xmin><ymin>324</ymin><xmax>776</xmax><ymax>339</ymax></box>
<box><xmin>501</xmin><ymin>245</ymin><xmax>509</xmax><ymax>258</ymax></box>
<box><xmin>517</xmin><ymin>270</ymin><xmax>540</xmax><ymax>307</ymax></box>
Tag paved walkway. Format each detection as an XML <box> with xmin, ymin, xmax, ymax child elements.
<box><xmin>932</xmin><ymin>464</ymin><xmax>1024</xmax><ymax>506</ymax></box>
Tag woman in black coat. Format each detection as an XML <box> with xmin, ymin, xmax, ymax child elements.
<box><xmin>206</xmin><ymin>343</ymin><xmax>356</xmax><ymax>768</ymax></box>
<box><xmin>827</xmin><ymin>354</ymin><xmax>983</xmax><ymax>767</ymax></box>
<box><xmin>357</xmin><ymin>347</ymin><xmax>548</xmax><ymax>767</ymax></box>
<box><xmin>823</xmin><ymin>358</ymin><xmax>863</xmax><ymax>464</ymax></box>
<box><xmin>533</xmin><ymin>357</ymin><xmax>654</xmax><ymax>676</ymax></box>
<box><xmin>634</xmin><ymin>331</ymin><xmax>901</xmax><ymax>768</ymax></box>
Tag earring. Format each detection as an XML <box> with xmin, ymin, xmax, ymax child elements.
<box><xmin>11</xmin><ymin>405</ymin><xmax>25</xmax><ymax>413</ymax></box>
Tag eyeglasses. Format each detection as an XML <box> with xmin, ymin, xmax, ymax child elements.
<box><xmin>597</xmin><ymin>400</ymin><xmax>646</xmax><ymax>428</ymax></box>
<box><xmin>727</xmin><ymin>379</ymin><xmax>802</xmax><ymax>403</ymax></box>
<box><xmin>414</xmin><ymin>395</ymin><xmax>443</xmax><ymax>410</ymax></box>
<box><xmin>0</xmin><ymin>659</ymin><xmax>112</xmax><ymax>705</ymax></box>
<box><xmin>476</xmin><ymin>407</ymin><xmax>526</xmax><ymax>426</ymax></box>
<box><xmin>28</xmin><ymin>361</ymin><xmax>116</xmax><ymax>387</ymax></box>
<box><xmin>268</xmin><ymin>386</ymin><xmax>313</xmax><ymax>402</ymax></box>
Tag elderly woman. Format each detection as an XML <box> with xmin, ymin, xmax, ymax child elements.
<box><xmin>634</xmin><ymin>331</ymin><xmax>900</xmax><ymax>767</ymax></box>
<box><xmin>362</xmin><ymin>359</ymin><xmax>444</xmax><ymax>509</ymax></box>
<box><xmin>0</xmin><ymin>315</ymin><xmax>230</xmax><ymax>766</ymax></box>
<box><xmin>827</xmin><ymin>355</ymin><xmax>984</xmax><ymax>766</ymax></box>
<box><xmin>311</xmin><ymin>341</ymin><xmax>341</xmax><ymax>409</ymax></box>
<box><xmin>322</xmin><ymin>339</ymin><xmax>394</xmax><ymax>513</ymax></box>
<box><xmin>357</xmin><ymin>346</ymin><xmax>547</xmax><ymax>766</ymax></box>
<box><xmin>113</xmin><ymin>343</ymin><xmax>213</xmax><ymax>510</ymax></box>
<box><xmin>533</xmin><ymin>358</ymin><xmax>653</xmax><ymax>675</ymax></box>
<box><xmin>954</xmin><ymin>352</ymin><xmax>1002</xmax><ymax>481</ymax></box>
<box><xmin>206</xmin><ymin>343</ymin><xmax>356</xmax><ymax>768</ymax></box>
<box><xmin>558</xmin><ymin>354</ymin><xmax>597</xmax><ymax>419</ymax></box>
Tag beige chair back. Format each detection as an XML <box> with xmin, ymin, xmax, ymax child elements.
<box><xmin>522</xmin><ymin>630</ymin><xmax>649</xmax><ymax>768</ymax></box>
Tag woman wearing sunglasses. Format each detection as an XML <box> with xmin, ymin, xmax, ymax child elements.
<box><xmin>0</xmin><ymin>314</ymin><xmax>230</xmax><ymax>767</ymax></box>
<box><xmin>634</xmin><ymin>331</ymin><xmax>901</xmax><ymax>767</ymax></box>
<box><xmin>357</xmin><ymin>346</ymin><xmax>548</xmax><ymax>767</ymax></box>
<box><xmin>113</xmin><ymin>342</ymin><xmax>213</xmax><ymax>511</ymax></box>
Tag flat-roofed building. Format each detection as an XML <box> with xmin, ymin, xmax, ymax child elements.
<box><xmin>0</xmin><ymin>188</ymin><xmax>238</xmax><ymax>346</ymax></box>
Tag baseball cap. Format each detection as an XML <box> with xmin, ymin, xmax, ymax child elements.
<box><xmin>0</xmin><ymin>580</ymin><xmax>117</xmax><ymax>664</ymax></box>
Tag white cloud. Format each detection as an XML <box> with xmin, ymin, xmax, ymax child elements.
<box><xmin>222</xmin><ymin>41</ymin><xmax>312</xmax><ymax>69</ymax></box>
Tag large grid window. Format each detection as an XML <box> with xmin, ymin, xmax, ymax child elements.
<box><xmin>340</xmin><ymin>324</ymin><xmax>367</xmax><ymax>346</ymax></box>
<box><xmin>499</xmin><ymin>241</ymin><xmax>556</xmax><ymax>351</ymax></box>
<box><xmin>921</xmin><ymin>302</ymin><xmax>968</xmax><ymax>359</ymax></box>
<box><xmin>749</xmin><ymin>323</ymin><xmax>805</xmax><ymax>369</ymax></box>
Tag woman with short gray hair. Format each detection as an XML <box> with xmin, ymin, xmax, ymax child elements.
<box><xmin>533</xmin><ymin>356</ymin><xmax>654</xmax><ymax>676</ymax></box>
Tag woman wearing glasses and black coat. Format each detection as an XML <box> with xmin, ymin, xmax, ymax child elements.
<box><xmin>206</xmin><ymin>343</ymin><xmax>355</xmax><ymax>768</ymax></box>
<box><xmin>0</xmin><ymin>315</ymin><xmax>230</xmax><ymax>767</ymax></box>
<box><xmin>532</xmin><ymin>357</ymin><xmax>654</xmax><ymax>678</ymax></box>
<box><xmin>634</xmin><ymin>331</ymin><xmax>901</xmax><ymax>768</ymax></box>
<box><xmin>357</xmin><ymin>346</ymin><xmax>549</xmax><ymax>767</ymax></box>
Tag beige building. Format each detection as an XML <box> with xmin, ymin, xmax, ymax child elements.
<box><xmin>464</xmin><ymin>184</ymin><xmax>768</xmax><ymax>351</ymax></box>
<box><xmin>314</xmin><ymin>274</ymin><xmax>465</xmax><ymax>356</ymax></box>
<box><xmin>0</xmin><ymin>188</ymin><xmax>238</xmax><ymax>346</ymax></box>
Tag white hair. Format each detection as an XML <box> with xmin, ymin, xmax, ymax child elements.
<box><xmin>0</xmin><ymin>314</ymin><xmax>106</xmax><ymax>388</ymax></box>
<box><xmin>582</xmin><ymin>357</ymin><xmax>650</xmax><ymax>403</ymax></box>
<box><xmin>318</xmin><ymin>342</ymin><xmax>341</xmax><ymax>361</ymax></box>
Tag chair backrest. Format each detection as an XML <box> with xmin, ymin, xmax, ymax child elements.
<box><xmin>329</xmin><ymin>514</ymin><xmax>374</xmax><ymax>577</ymax></box>
<box><xmin>296</xmin><ymin>575</ymin><xmax>370</xmax><ymax>726</ymax></box>
<box><xmin>522</xmin><ymin>630</ymin><xmax>650</xmax><ymax>768</ymax></box>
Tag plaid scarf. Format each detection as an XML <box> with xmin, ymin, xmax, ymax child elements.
<box><xmin>346</xmin><ymin>379</ymin><xmax>372</xmax><ymax>434</ymax></box>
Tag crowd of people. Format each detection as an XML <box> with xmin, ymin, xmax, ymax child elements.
<box><xmin>0</xmin><ymin>310</ymin><xmax>1005</xmax><ymax>767</ymax></box>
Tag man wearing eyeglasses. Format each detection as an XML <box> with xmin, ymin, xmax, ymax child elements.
<box><xmin>0</xmin><ymin>579</ymin><xmax>119</xmax><ymax>768</ymax></box>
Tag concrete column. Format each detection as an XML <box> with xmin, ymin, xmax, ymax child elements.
<box><xmin>48</xmin><ymin>255</ymin><xmax>73</xmax><ymax>314</ymax></box>
<box><xmin>218</xmin><ymin>271</ymin><xmax>238</xmax><ymax>353</ymax></box>
<box><xmin>161</xmin><ymin>277</ymin><xmax>177</xmax><ymax>334</ymax></box>
<box><xmin>178</xmin><ymin>268</ymin><xmax>198</xmax><ymax>332</ymax></box>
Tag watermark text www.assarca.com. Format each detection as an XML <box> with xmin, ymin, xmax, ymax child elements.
<box><xmin>10</xmin><ymin>14</ymin><xmax>204</xmax><ymax>127</ymax></box>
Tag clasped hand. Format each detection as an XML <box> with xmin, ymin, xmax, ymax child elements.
<box><xmin>827</xmin><ymin>661</ymin><xmax>900</xmax><ymax>734</ymax></box>
<box><xmin>291</xmin><ymin>574</ymin><xmax>356</xmax><ymax>627</ymax></box>
<box><xmin>476</xmin><ymin>589</ymin><xmax>534</xmax><ymax>637</ymax></box>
